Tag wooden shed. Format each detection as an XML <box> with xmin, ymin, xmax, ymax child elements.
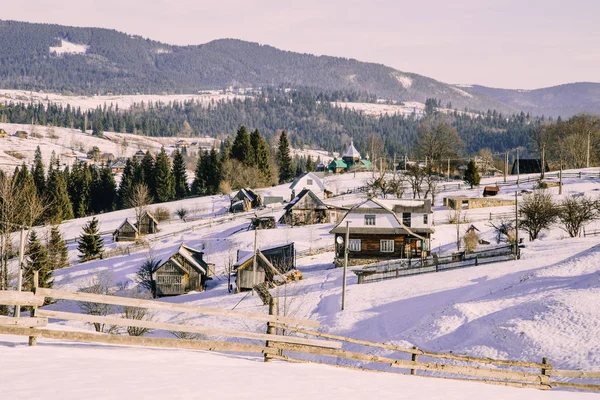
<box><xmin>0</xmin><ymin>129</ymin><xmax>7</xmax><ymax>138</ymax></box>
<box><xmin>483</xmin><ymin>186</ymin><xmax>500</xmax><ymax>197</ymax></box>
<box><xmin>250</xmin><ymin>216</ymin><xmax>276</xmax><ymax>230</ymax></box>
<box><xmin>153</xmin><ymin>244</ymin><xmax>215</xmax><ymax>297</ymax></box>
<box><xmin>234</xmin><ymin>243</ymin><xmax>295</xmax><ymax>291</ymax></box>
<box><xmin>137</xmin><ymin>211</ymin><xmax>159</xmax><ymax>235</ymax></box>
<box><xmin>230</xmin><ymin>188</ymin><xmax>262</xmax><ymax>213</ymax></box>
<box><xmin>15</xmin><ymin>130</ymin><xmax>28</xmax><ymax>139</ymax></box>
<box><xmin>112</xmin><ymin>219</ymin><xmax>139</xmax><ymax>242</ymax></box>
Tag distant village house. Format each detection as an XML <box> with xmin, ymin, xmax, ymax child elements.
<box><xmin>230</xmin><ymin>188</ymin><xmax>262</xmax><ymax>213</ymax></box>
<box><xmin>153</xmin><ymin>244</ymin><xmax>215</xmax><ymax>297</ymax></box>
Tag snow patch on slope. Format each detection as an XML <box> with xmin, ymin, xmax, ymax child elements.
<box><xmin>392</xmin><ymin>72</ymin><xmax>413</xmax><ymax>88</ymax></box>
<box><xmin>451</xmin><ymin>86</ymin><xmax>473</xmax><ymax>98</ymax></box>
<box><xmin>50</xmin><ymin>39</ymin><xmax>89</xmax><ymax>56</ymax></box>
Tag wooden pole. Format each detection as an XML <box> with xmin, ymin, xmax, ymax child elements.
<box><xmin>541</xmin><ymin>144</ymin><xmax>545</xmax><ymax>179</ymax></box>
<box><xmin>516</xmin><ymin>148</ymin><xmax>520</xmax><ymax>188</ymax></box>
<box><xmin>341</xmin><ymin>221</ymin><xmax>350</xmax><ymax>311</ymax></box>
<box><xmin>515</xmin><ymin>191</ymin><xmax>520</xmax><ymax>259</ymax></box>
<box><xmin>504</xmin><ymin>152</ymin><xmax>508</xmax><ymax>183</ymax></box>
<box><xmin>252</xmin><ymin>226</ymin><xmax>258</xmax><ymax>295</ymax></box>
<box><xmin>28</xmin><ymin>270</ymin><xmax>39</xmax><ymax>346</ymax></box>
<box><xmin>559</xmin><ymin>151</ymin><xmax>563</xmax><ymax>195</ymax></box>
<box><xmin>447</xmin><ymin>158</ymin><xmax>450</xmax><ymax>182</ymax></box>
<box><xmin>14</xmin><ymin>227</ymin><xmax>26</xmax><ymax>318</ymax></box>
<box><xmin>265</xmin><ymin>297</ymin><xmax>279</xmax><ymax>362</ymax></box>
<box><xmin>541</xmin><ymin>357</ymin><xmax>549</xmax><ymax>378</ymax></box>
<box><xmin>411</xmin><ymin>346</ymin><xmax>419</xmax><ymax>375</ymax></box>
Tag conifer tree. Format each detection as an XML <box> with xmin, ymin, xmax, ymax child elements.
<box><xmin>32</xmin><ymin>146</ymin><xmax>46</xmax><ymax>196</ymax></box>
<box><xmin>77</xmin><ymin>217</ymin><xmax>104</xmax><ymax>262</ymax></box>
<box><xmin>117</xmin><ymin>158</ymin><xmax>135</xmax><ymax>208</ymax></box>
<box><xmin>206</xmin><ymin>148</ymin><xmax>222</xmax><ymax>194</ymax></box>
<box><xmin>24</xmin><ymin>231</ymin><xmax>52</xmax><ymax>291</ymax></box>
<box><xmin>250</xmin><ymin>128</ymin><xmax>271</xmax><ymax>183</ymax></box>
<box><xmin>47</xmin><ymin>167</ymin><xmax>74</xmax><ymax>224</ymax></box>
<box><xmin>154</xmin><ymin>147</ymin><xmax>175</xmax><ymax>203</ymax></box>
<box><xmin>140</xmin><ymin>150</ymin><xmax>155</xmax><ymax>195</ymax></box>
<box><xmin>231</xmin><ymin>125</ymin><xmax>251</xmax><ymax>164</ymax></box>
<box><xmin>172</xmin><ymin>149</ymin><xmax>189</xmax><ymax>199</ymax></box>
<box><xmin>47</xmin><ymin>226</ymin><xmax>69</xmax><ymax>270</ymax></box>
<box><xmin>277</xmin><ymin>131</ymin><xmax>294</xmax><ymax>183</ymax></box>
<box><xmin>306</xmin><ymin>155</ymin><xmax>314</xmax><ymax>172</ymax></box>
<box><xmin>191</xmin><ymin>151</ymin><xmax>206</xmax><ymax>195</ymax></box>
<box><xmin>92</xmin><ymin>114</ymin><xmax>104</xmax><ymax>137</ymax></box>
<box><xmin>220</xmin><ymin>138</ymin><xmax>232</xmax><ymax>163</ymax></box>
<box><xmin>464</xmin><ymin>160</ymin><xmax>481</xmax><ymax>189</ymax></box>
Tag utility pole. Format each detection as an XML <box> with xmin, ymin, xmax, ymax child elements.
<box><xmin>541</xmin><ymin>144</ymin><xmax>546</xmax><ymax>180</ymax></box>
<box><xmin>393</xmin><ymin>153</ymin><xmax>397</xmax><ymax>179</ymax></box>
<box><xmin>341</xmin><ymin>221</ymin><xmax>350</xmax><ymax>311</ymax></box>
<box><xmin>516</xmin><ymin>148</ymin><xmax>520</xmax><ymax>189</ymax></box>
<box><xmin>455</xmin><ymin>210</ymin><xmax>460</xmax><ymax>252</ymax></box>
<box><xmin>514</xmin><ymin>191</ymin><xmax>520</xmax><ymax>259</ymax></box>
<box><xmin>404</xmin><ymin>155</ymin><xmax>407</xmax><ymax>171</ymax></box>
<box><xmin>504</xmin><ymin>152</ymin><xmax>508</xmax><ymax>183</ymax></box>
<box><xmin>251</xmin><ymin>225</ymin><xmax>258</xmax><ymax>296</ymax></box>
<box><xmin>14</xmin><ymin>226</ymin><xmax>26</xmax><ymax>318</ymax></box>
<box><xmin>447</xmin><ymin>158</ymin><xmax>450</xmax><ymax>182</ymax></box>
<box><xmin>587</xmin><ymin>129</ymin><xmax>591</xmax><ymax>169</ymax></box>
<box><xmin>559</xmin><ymin>150</ymin><xmax>563</xmax><ymax>195</ymax></box>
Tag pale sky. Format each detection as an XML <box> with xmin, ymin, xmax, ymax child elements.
<box><xmin>4</xmin><ymin>0</ymin><xmax>599</xmax><ymax>89</ymax></box>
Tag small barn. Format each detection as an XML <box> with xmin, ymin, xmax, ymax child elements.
<box><xmin>153</xmin><ymin>244</ymin><xmax>215</xmax><ymax>297</ymax></box>
<box><xmin>234</xmin><ymin>243</ymin><xmax>295</xmax><ymax>291</ymax></box>
<box><xmin>230</xmin><ymin>188</ymin><xmax>262</xmax><ymax>213</ymax></box>
<box><xmin>279</xmin><ymin>189</ymin><xmax>339</xmax><ymax>226</ymax></box>
<box><xmin>250</xmin><ymin>216</ymin><xmax>276</xmax><ymax>230</ymax></box>
<box><xmin>0</xmin><ymin>129</ymin><xmax>7</xmax><ymax>138</ymax></box>
<box><xmin>289</xmin><ymin>172</ymin><xmax>326</xmax><ymax>199</ymax></box>
<box><xmin>109</xmin><ymin>160</ymin><xmax>127</xmax><ymax>174</ymax></box>
<box><xmin>137</xmin><ymin>211</ymin><xmax>159</xmax><ymax>234</ymax></box>
<box><xmin>15</xmin><ymin>130</ymin><xmax>28</xmax><ymax>139</ymax></box>
<box><xmin>133</xmin><ymin>150</ymin><xmax>146</xmax><ymax>161</ymax></box>
<box><xmin>511</xmin><ymin>159</ymin><xmax>549</xmax><ymax>175</ymax></box>
<box><xmin>112</xmin><ymin>219</ymin><xmax>139</xmax><ymax>242</ymax></box>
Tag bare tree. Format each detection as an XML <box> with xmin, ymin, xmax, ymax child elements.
<box><xmin>175</xmin><ymin>207</ymin><xmax>189</xmax><ymax>221</ymax></box>
<box><xmin>558</xmin><ymin>195</ymin><xmax>597</xmax><ymax>237</ymax></box>
<box><xmin>519</xmin><ymin>190</ymin><xmax>559</xmax><ymax>241</ymax></box>
<box><xmin>414</xmin><ymin>121</ymin><xmax>464</xmax><ymax>172</ymax></box>
<box><xmin>463</xmin><ymin>230</ymin><xmax>479</xmax><ymax>253</ymax></box>
<box><xmin>136</xmin><ymin>254</ymin><xmax>161</xmax><ymax>298</ymax></box>
<box><xmin>423</xmin><ymin>173</ymin><xmax>441</xmax><ymax>205</ymax></box>
<box><xmin>404</xmin><ymin>164</ymin><xmax>426</xmax><ymax>199</ymax></box>
<box><xmin>78</xmin><ymin>273</ymin><xmax>120</xmax><ymax>334</ymax></box>
<box><xmin>130</xmin><ymin>184</ymin><xmax>152</xmax><ymax>225</ymax></box>
<box><xmin>489</xmin><ymin>220</ymin><xmax>516</xmax><ymax>244</ymax></box>
<box><xmin>121</xmin><ymin>288</ymin><xmax>155</xmax><ymax>336</ymax></box>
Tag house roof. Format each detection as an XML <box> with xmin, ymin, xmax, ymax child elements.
<box><xmin>113</xmin><ymin>218</ymin><xmax>138</xmax><ymax>234</ymax></box>
<box><xmin>328</xmin><ymin>159</ymin><xmax>348</xmax><ymax>168</ymax></box>
<box><xmin>140</xmin><ymin>210</ymin><xmax>159</xmax><ymax>225</ymax></box>
<box><xmin>343</xmin><ymin>141</ymin><xmax>361</xmax><ymax>159</ymax></box>
<box><xmin>177</xmin><ymin>244</ymin><xmax>208</xmax><ymax>275</ymax></box>
<box><xmin>329</xmin><ymin>197</ymin><xmax>433</xmax><ymax>239</ymax></box>
<box><xmin>110</xmin><ymin>160</ymin><xmax>127</xmax><ymax>169</ymax></box>
<box><xmin>285</xmin><ymin>189</ymin><xmax>328</xmax><ymax>211</ymax></box>
<box><xmin>235</xmin><ymin>242</ymin><xmax>294</xmax><ymax>267</ymax></box>
<box><xmin>289</xmin><ymin>172</ymin><xmax>325</xmax><ymax>191</ymax></box>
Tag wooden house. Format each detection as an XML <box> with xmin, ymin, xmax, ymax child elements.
<box><xmin>279</xmin><ymin>189</ymin><xmax>341</xmax><ymax>226</ymax></box>
<box><xmin>234</xmin><ymin>243</ymin><xmax>295</xmax><ymax>291</ymax></box>
<box><xmin>15</xmin><ymin>130</ymin><xmax>28</xmax><ymax>139</ymax></box>
<box><xmin>153</xmin><ymin>244</ymin><xmax>215</xmax><ymax>297</ymax></box>
<box><xmin>511</xmin><ymin>159</ymin><xmax>549</xmax><ymax>175</ymax></box>
<box><xmin>176</xmin><ymin>139</ymin><xmax>189</xmax><ymax>149</ymax></box>
<box><xmin>289</xmin><ymin>172</ymin><xmax>325</xmax><ymax>199</ymax></box>
<box><xmin>327</xmin><ymin>141</ymin><xmax>372</xmax><ymax>174</ymax></box>
<box><xmin>136</xmin><ymin>211</ymin><xmax>159</xmax><ymax>234</ymax></box>
<box><xmin>330</xmin><ymin>198</ymin><xmax>434</xmax><ymax>264</ymax></box>
<box><xmin>0</xmin><ymin>129</ymin><xmax>8</xmax><ymax>138</ymax></box>
<box><xmin>109</xmin><ymin>160</ymin><xmax>127</xmax><ymax>174</ymax></box>
<box><xmin>230</xmin><ymin>188</ymin><xmax>262</xmax><ymax>213</ymax></box>
<box><xmin>133</xmin><ymin>150</ymin><xmax>146</xmax><ymax>161</ymax></box>
<box><xmin>112</xmin><ymin>219</ymin><xmax>139</xmax><ymax>242</ymax></box>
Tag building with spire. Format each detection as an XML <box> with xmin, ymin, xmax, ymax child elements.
<box><xmin>327</xmin><ymin>140</ymin><xmax>372</xmax><ymax>173</ymax></box>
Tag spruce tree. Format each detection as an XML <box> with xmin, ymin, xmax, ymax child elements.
<box><xmin>117</xmin><ymin>158</ymin><xmax>135</xmax><ymax>208</ymax></box>
<box><xmin>140</xmin><ymin>151</ymin><xmax>155</xmax><ymax>195</ymax></box>
<box><xmin>191</xmin><ymin>151</ymin><xmax>206</xmax><ymax>195</ymax></box>
<box><xmin>277</xmin><ymin>131</ymin><xmax>294</xmax><ymax>183</ymax></box>
<box><xmin>77</xmin><ymin>217</ymin><xmax>104</xmax><ymax>262</ymax></box>
<box><xmin>220</xmin><ymin>138</ymin><xmax>232</xmax><ymax>163</ymax></box>
<box><xmin>464</xmin><ymin>160</ymin><xmax>481</xmax><ymax>189</ymax></box>
<box><xmin>47</xmin><ymin>226</ymin><xmax>69</xmax><ymax>270</ymax></box>
<box><xmin>172</xmin><ymin>149</ymin><xmax>189</xmax><ymax>199</ymax></box>
<box><xmin>250</xmin><ymin>128</ymin><xmax>271</xmax><ymax>183</ymax></box>
<box><xmin>24</xmin><ymin>231</ymin><xmax>52</xmax><ymax>291</ymax></box>
<box><xmin>154</xmin><ymin>147</ymin><xmax>175</xmax><ymax>203</ymax></box>
<box><xmin>47</xmin><ymin>167</ymin><xmax>74</xmax><ymax>224</ymax></box>
<box><xmin>306</xmin><ymin>155</ymin><xmax>314</xmax><ymax>172</ymax></box>
<box><xmin>32</xmin><ymin>146</ymin><xmax>46</xmax><ymax>196</ymax></box>
<box><xmin>231</xmin><ymin>125</ymin><xmax>251</xmax><ymax>164</ymax></box>
<box><xmin>92</xmin><ymin>114</ymin><xmax>104</xmax><ymax>137</ymax></box>
<box><xmin>206</xmin><ymin>148</ymin><xmax>222</xmax><ymax>195</ymax></box>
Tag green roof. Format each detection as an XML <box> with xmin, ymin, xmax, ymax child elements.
<box><xmin>328</xmin><ymin>159</ymin><xmax>348</xmax><ymax>168</ymax></box>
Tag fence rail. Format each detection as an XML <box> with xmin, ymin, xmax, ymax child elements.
<box><xmin>354</xmin><ymin>245</ymin><xmax>516</xmax><ymax>284</ymax></box>
<box><xmin>1</xmin><ymin>288</ymin><xmax>599</xmax><ymax>392</ymax></box>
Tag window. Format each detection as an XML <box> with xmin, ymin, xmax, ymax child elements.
<box><xmin>402</xmin><ymin>212</ymin><xmax>411</xmax><ymax>227</ymax></box>
<box><xmin>380</xmin><ymin>239</ymin><xmax>394</xmax><ymax>253</ymax></box>
<box><xmin>307</xmin><ymin>179</ymin><xmax>313</xmax><ymax>185</ymax></box>
<box><xmin>348</xmin><ymin>239</ymin><xmax>361</xmax><ymax>252</ymax></box>
<box><xmin>364</xmin><ymin>215</ymin><xmax>376</xmax><ymax>226</ymax></box>
<box><xmin>423</xmin><ymin>214</ymin><xmax>428</xmax><ymax>224</ymax></box>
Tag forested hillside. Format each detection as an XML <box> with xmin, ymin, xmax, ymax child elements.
<box><xmin>0</xmin><ymin>20</ymin><xmax>513</xmax><ymax>113</ymax></box>
<box><xmin>0</xmin><ymin>89</ymin><xmax>542</xmax><ymax>156</ymax></box>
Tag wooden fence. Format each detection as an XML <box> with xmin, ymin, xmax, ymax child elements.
<box><xmin>354</xmin><ymin>245</ymin><xmax>516</xmax><ymax>284</ymax></box>
<box><xmin>1</xmin><ymin>280</ymin><xmax>599</xmax><ymax>392</ymax></box>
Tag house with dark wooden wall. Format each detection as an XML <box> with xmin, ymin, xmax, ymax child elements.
<box><xmin>112</xmin><ymin>219</ymin><xmax>138</xmax><ymax>242</ymax></box>
<box><xmin>511</xmin><ymin>159</ymin><xmax>549</xmax><ymax>175</ymax></box>
<box><xmin>153</xmin><ymin>244</ymin><xmax>215</xmax><ymax>297</ymax></box>
<box><xmin>330</xmin><ymin>198</ymin><xmax>434</xmax><ymax>265</ymax></box>
<box><xmin>230</xmin><ymin>188</ymin><xmax>262</xmax><ymax>213</ymax></box>
<box><xmin>137</xmin><ymin>211</ymin><xmax>159</xmax><ymax>234</ymax></box>
<box><xmin>279</xmin><ymin>189</ymin><xmax>343</xmax><ymax>226</ymax></box>
<box><xmin>234</xmin><ymin>243</ymin><xmax>295</xmax><ymax>291</ymax></box>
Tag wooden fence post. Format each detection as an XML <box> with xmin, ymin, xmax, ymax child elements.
<box><xmin>541</xmin><ymin>357</ymin><xmax>549</xmax><ymax>378</ymax></box>
<box><xmin>28</xmin><ymin>270</ymin><xmax>39</xmax><ymax>346</ymax></box>
<box><xmin>411</xmin><ymin>346</ymin><xmax>419</xmax><ymax>375</ymax></box>
<box><xmin>264</xmin><ymin>296</ymin><xmax>279</xmax><ymax>362</ymax></box>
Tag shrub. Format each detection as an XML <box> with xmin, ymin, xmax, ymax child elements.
<box><xmin>153</xmin><ymin>206</ymin><xmax>171</xmax><ymax>221</ymax></box>
<box><xmin>175</xmin><ymin>207</ymin><xmax>189</xmax><ymax>221</ymax></box>
<box><xmin>463</xmin><ymin>230</ymin><xmax>479</xmax><ymax>253</ymax></box>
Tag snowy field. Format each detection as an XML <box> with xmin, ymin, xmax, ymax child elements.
<box><xmin>3</xmin><ymin>169</ymin><xmax>600</xmax><ymax>398</ymax></box>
